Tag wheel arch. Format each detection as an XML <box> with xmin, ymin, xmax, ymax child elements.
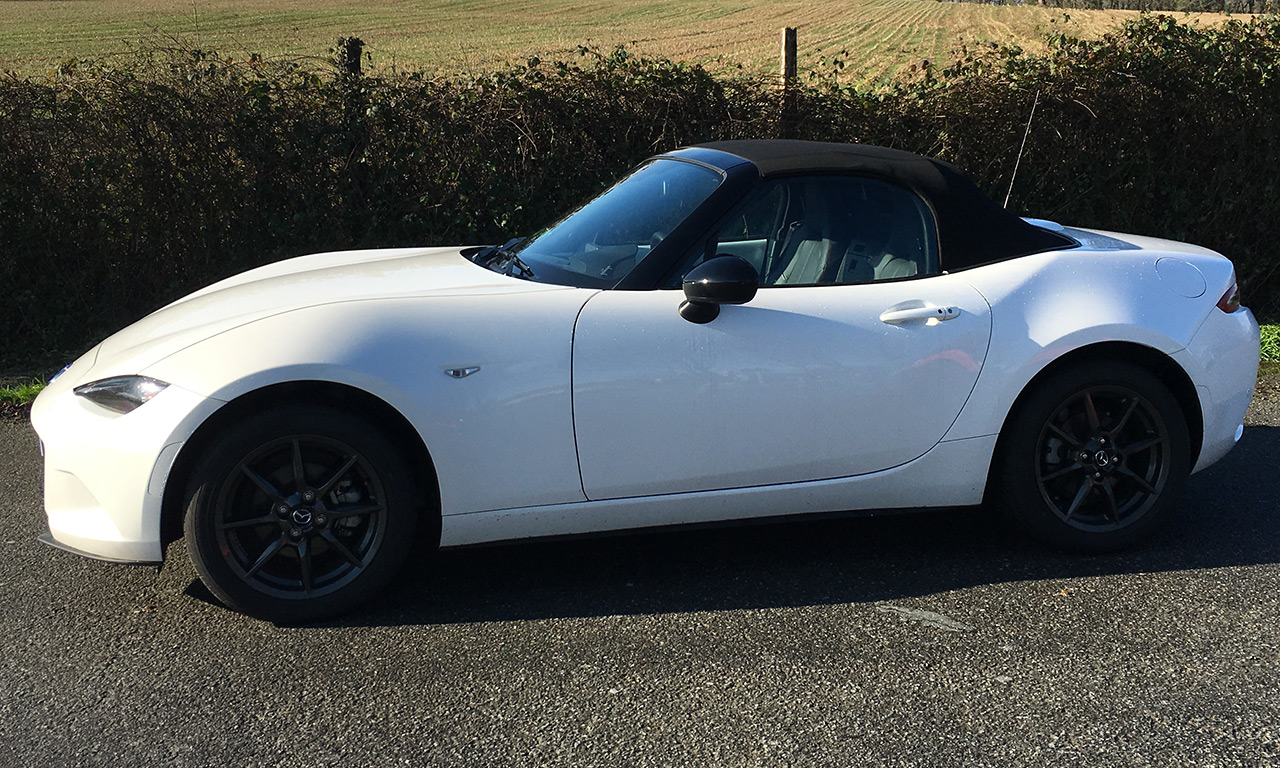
<box><xmin>160</xmin><ymin>380</ymin><xmax>441</xmax><ymax>552</ymax></box>
<box><xmin>985</xmin><ymin>341</ymin><xmax>1203</xmax><ymax>502</ymax></box>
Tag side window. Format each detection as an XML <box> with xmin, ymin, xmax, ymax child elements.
<box><xmin>671</xmin><ymin>175</ymin><xmax>939</xmax><ymax>287</ymax></box>
<box><xmin>701</xmin><ymin>183</ymin><xmax>787</xmax><ymax>277</ymax></box>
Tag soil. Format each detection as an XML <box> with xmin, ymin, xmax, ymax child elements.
<box><xmin>1</xmin><ymin>401</ymin><xmax>32</xmax><ymax>421</ymax></box>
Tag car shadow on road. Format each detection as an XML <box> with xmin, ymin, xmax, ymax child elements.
<box><xmin>220</xmin><ymin>425</ymin><xmax>1280</xmax><ymax>628</ymax></box>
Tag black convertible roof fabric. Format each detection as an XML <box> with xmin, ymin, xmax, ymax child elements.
<box><xmin>693</xmin><ymin>140</ymin><xmax>1076</xmax><ymax>271</ymax></box>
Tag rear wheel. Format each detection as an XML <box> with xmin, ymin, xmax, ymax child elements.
<box><xmin>183</xmin><ymin>404</ymin><xmax>418</xmax><ymax>621</ymax></box>
<box><xmin>1000</xmin><ymin>361</ymin><xmax>1190</xmax><ymax>552</ymax></box>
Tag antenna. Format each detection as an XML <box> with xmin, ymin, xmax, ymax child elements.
<box><xmin>1004</xmin><ymin>89</ymin><xmax>1041</xmax><ymax>209</ymax></box>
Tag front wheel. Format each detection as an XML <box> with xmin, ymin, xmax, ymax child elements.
<box><xmin>183</xmin><ymin>404</ymin><xmax>419</xmax><ymax>621</ymax></box>
<box><xmin>999</xmin><ymin>361</ymin><xmax>1191</xmax><ymax>552</ymax></box>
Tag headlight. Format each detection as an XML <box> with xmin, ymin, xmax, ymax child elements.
<box><xmin>73</xmin><ymin>376</ymin><xmax>169</xmax><ymax>414</ymax></box>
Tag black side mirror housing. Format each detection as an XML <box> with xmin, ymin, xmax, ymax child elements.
<box><xmin>679</xmin><ymin>255</ymin><xmax>760</xmax><ymax>324</ymax></box>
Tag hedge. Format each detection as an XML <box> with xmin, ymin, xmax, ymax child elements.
<box><xmin>2</xmin><ymin>15</ymin><xmax>1278</xmax><ymax>369</ymax></box>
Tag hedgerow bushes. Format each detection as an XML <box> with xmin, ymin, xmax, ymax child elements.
<box><xmin>2</xmin><ymin>15</ymin><xmax>1278</xmax><ymax>368</ymax></box>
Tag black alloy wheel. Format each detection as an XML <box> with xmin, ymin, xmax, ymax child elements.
<box><xmin>1035</xmin><ymin>385</ymin><xmax>1171</xmax><ymax>531</ymax></box>
<box><xmin>214</xmin><ymin>434</ymin><xmax>388</xmax><ymax>599</ymax></box>
<box><xmin>185</xmin><ymin>404</ymin><xmax>419</xmax><ymax>621</ymax></box>
<box><xmin>1001</xmin><ymin>361</ymin><xmax>1190</xmax><ymax>552</ymax></box>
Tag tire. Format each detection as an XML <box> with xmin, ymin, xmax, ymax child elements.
<box><xmin>999</xmin><ymin>360</ymin><xmax>1191</xmax><ymax>553</ymax></box>
<box><xmin>183</xmin><ymin>404</ymin><xmax>419</xmax><ymax>622</ymax></box>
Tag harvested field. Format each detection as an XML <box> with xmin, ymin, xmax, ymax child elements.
<box><xmin>0</xmin><ymin>0</ymin><xmax>1229</xmax><ymax>81</ymax></box>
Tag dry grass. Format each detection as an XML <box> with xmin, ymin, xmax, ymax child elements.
<box><xmin>0</xmin><ymin>0</ymin><xmax>1231</xmax><ymax>82</ymax></box>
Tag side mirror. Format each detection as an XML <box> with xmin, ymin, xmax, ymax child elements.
<box><xmin>679</xmin><ymin>255</ymin><xmax>759</xmax><ymax>324</ymax></box>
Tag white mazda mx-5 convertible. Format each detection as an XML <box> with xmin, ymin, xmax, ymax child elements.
<box><xmin>32</xmin><ymin>140</ymin><xmax>1260</xmax><ymax>620</ymax></box>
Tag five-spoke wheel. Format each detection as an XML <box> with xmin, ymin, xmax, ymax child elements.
<box><xmin>184</xmin><ymin>404</ymin><xmax>418</xmax><ymax>621</ymax></box>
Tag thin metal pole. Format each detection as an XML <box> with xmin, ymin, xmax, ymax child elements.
<box><xmin>1004</xmin><ymin>90</ymin><xmax>1040</xmax><ymax>209</ymax></box>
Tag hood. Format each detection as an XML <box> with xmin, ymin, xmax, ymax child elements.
<box><xmin>83</xmin><ymin>246</ymin><xmax>566</xmax><ymax>381</ymax></box>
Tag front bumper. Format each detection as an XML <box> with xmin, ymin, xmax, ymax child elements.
<box><xmin>31</xmin><ymin>379</ymin><xmax>223</xmax><ymax>563</ymax></box>
<box><xmin>37</xmin><ymin>529</ymin><xmax>160</xmax><ymax>565</ymax></box>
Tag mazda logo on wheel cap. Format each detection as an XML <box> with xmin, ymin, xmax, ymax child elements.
<box><xmin>291</xmin><ymin>508</ymin><xmax>313</xmax><ymax>526</ymax></box>
<box><xmin>1094</xmin><ymin>451</ymin><xmax>1112</xmax><ymax>468</ymax></box>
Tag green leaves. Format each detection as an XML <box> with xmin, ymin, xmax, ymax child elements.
<box><xmin>1</xmin><ymin>21</ymin><xmax>1278</xmax><ymax>370</ymax></box>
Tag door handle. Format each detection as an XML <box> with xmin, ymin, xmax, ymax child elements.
<box><xmin>879</xmin><ymin>305</ymin><xmax>960</xmax><ymax>325</ymax></box>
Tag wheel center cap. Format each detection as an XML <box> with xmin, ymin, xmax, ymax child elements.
<box><xmin>291</xmin><ymin>508</ymin><xmax>313</xmax><ymax>526</ymax></box>
<box><xmin>1094</xmin><ymin>450</ymin><xmax>1112</xmax><ymax>469</ymax></box>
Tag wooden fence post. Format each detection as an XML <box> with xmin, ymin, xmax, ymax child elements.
<box><xmin>780</xmin><ymin>27</ymin><xmax>797</xmax><ymax>86</ymax></box>
<box><xmin>335</xmin><ymin>36</ymin><xmax>364</xmax><ymax>78</ymax></box>
<box><xmin>780</xmin><ymin>27</ymin><xmax>798</xmax><ymax>136</ymax></box>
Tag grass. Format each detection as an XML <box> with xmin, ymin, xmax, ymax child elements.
<box><xmin>1261</xmin><ymin>323</ymin><xmax>1280</xmax><ymax>363</ymax></box>
<box><xmin>0</xmin><ymin>379</ymin><xmax>46</xmax><ymax>408</ymax></box>
<box><xmin>0</xmin><ymin>0</ymin><xmax>1233</xmax><ymax>84</ymax></box>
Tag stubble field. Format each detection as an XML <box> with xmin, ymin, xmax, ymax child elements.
<box><xmin>0</xmin><ymin>0</ymin><xmax>1228</xmax><ymax>81</ymax></box>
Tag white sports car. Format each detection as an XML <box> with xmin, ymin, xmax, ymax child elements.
<box><xmin>32</xmin><ymin>140</ymin><xmax>1260</xmax><ymax>620</ymax></box>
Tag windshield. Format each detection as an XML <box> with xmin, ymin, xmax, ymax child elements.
<box><xmin>507</xmin><ymin>158</ymin><xmax>724</xmax><ymax>288</ymax></box>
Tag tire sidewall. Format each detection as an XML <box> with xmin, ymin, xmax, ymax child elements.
<box><xmin>183</xmin><ymin>404</ymin><xmax>419</xmax><ymax>622</ymax></box>
<box><xmin>999</xmin><ymin>361</ymin><xmax>1191</xmax><ymax>553</ymax></box>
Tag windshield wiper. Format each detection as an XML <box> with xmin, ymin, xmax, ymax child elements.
<box><xmin>477</xmin><ymin>237</ymin><xmax>534</xmax><ymax>279</ymax></box>
<box><xmin>504</xmin><ymin>252</ymin><xmax>535</xmax><ymax>278</ymax></box>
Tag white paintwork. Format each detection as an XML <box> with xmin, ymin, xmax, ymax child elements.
<box><xmin>441</xmin><ymin>434</ymin><xmax>998</xmax><ymax>547</ymax></box>
<box><xmin>34</xmin><ymin>380</ymin><xmax>223</xmax><ymax>562</ymax></box>
<box><xmin>1021</xmin><ymin>217</ymin><xmax>1066</xmax><ymax>232</ymax></box>
<box><xmin>84</xmin><ymin>248</ymin><xmax>561</xmax><ymax>381</ymax></box>
<box><xmin>941</xmin><ymin>245</ymin><xmax>1240</xmax><ymax>444</ymax></box>
<box><xmin>140</xmin><ymin>290</ymin><xmax>593</xmax><ymax>515</ymax></box>
<box><xmin>33</xmin><ymin>250</ymin><xmax>597</xmax><ymax>561</ymax></box>
<box><xmin>31</xmin><ymin>228</ymin><xmax>1260</xmax><ymax>564</ymax></box>
<box><xmin>1155</xmin><ymin>257</ymin><xmax>1207</xmax><ymax>298</ymax></box>
<box><xmin>1175</xmin><ymin>302</ymin><xmax>1260</xmax><ymax>472</ymax></box>
<box><xmin>572</xmin><ymin>277</ymin><xmax>990</xmax><ymax>498</ymax></box>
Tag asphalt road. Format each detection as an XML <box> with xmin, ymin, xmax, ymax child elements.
<box><xmin>2</xmin><ymin>401</ymin><xmax>1279</xmax><ymax>767</ymax></box>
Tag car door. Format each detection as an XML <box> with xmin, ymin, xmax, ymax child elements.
<box><xmin>570</xmin><ymin>174</ymin><xmax>993</xmax><ymax>501</ymax></box>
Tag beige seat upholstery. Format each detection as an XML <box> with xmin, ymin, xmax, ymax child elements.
<box><xmin>836</xmin><ymin>253</ymin><xmax>874</xmax><ymax>283</ymax></box>
<box><xmin>834</xmin><ymin>250</ymin><xmax>917</xmax><ymax>282</ymax></box>
<box><xmin>775</xmin><ymin>238</ymin><xmax>837</xmax><ymax>285</ymax></box>
<box><xmin>873</xmin><ymin>252</ymin><xmax>917</xmax><ymax>279</ymax></box>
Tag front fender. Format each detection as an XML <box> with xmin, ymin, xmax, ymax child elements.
<box><xmin>141</xmin><ymin>292</ymin><xmax>594</xmax><ymax>515</ymax></box>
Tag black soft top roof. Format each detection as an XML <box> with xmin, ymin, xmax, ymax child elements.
<box><xmin>686</xmin><ymin>140</ymin><xmax>1075</xmax><ymax>271</ymax></box>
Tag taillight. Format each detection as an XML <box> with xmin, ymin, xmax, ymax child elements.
<box><xmin>1217</xmin><ymin>277</ymin><xmax>1241</xmax><ymax>313</ymax></box>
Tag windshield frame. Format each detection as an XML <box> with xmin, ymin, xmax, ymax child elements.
<box><xmin>490</xmin><ymin>154</ymin><xmax>756</xmax><ymax>290</ymax></box>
